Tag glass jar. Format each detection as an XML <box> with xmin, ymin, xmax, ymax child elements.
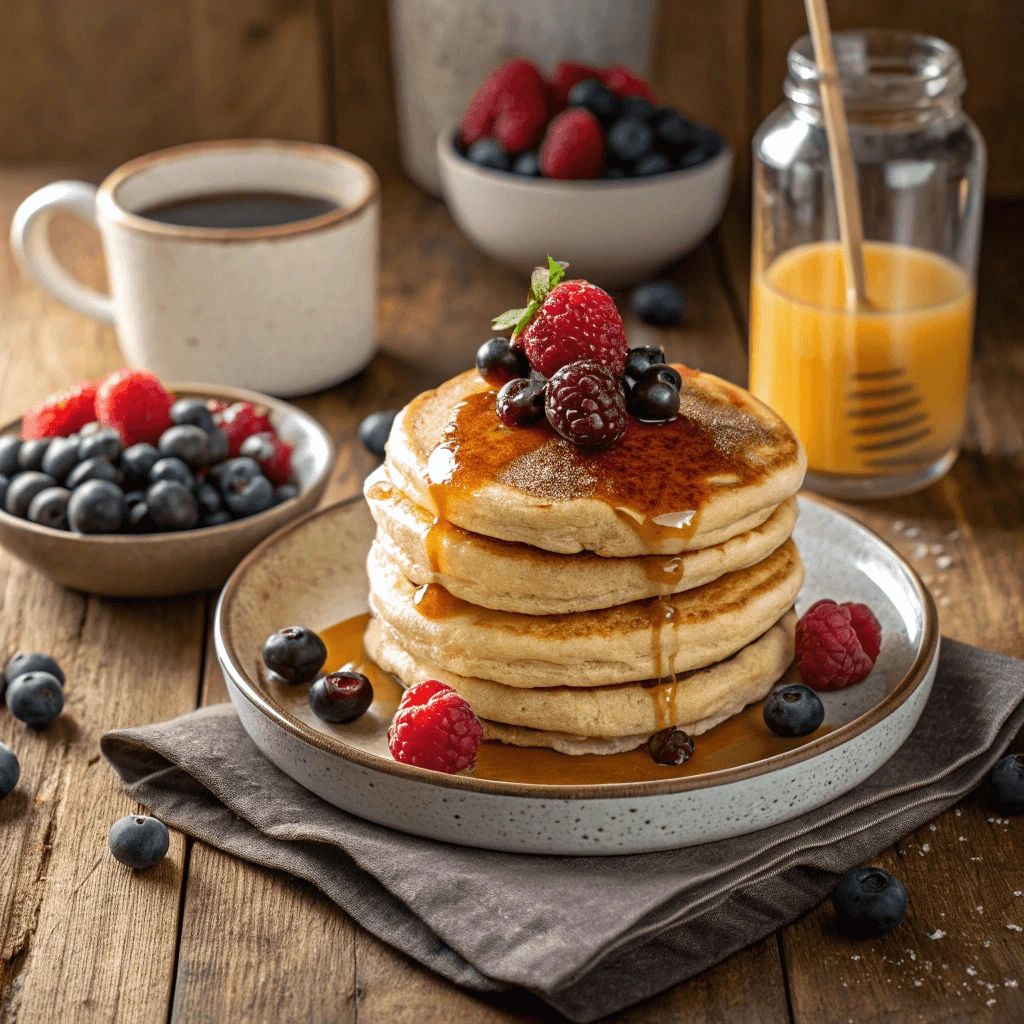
<box><xmin>749</xmin><ymin>30</ymin><xmax>986</xmax><ymax>499</ymax></box>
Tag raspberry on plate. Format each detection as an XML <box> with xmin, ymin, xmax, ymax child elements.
<box><xmin>95</xmin><ymin>369</ymin><xmax>173</xmax><ymax>446</ymax></box>
<box><xmin>387</xmin><ymin>679</ymin><xmax>483</xmax><ymax>774</ymax></box>
<box><xmin>547</xmin><ymin>60</ymin><xmax>602</xmax><ymax>110</ymax></box>
<box><xmin>21</xmin><ymin>379</ymin><xmax>97</xmax><ymax>439</ymax></box>
<box><xmin>599</xmin><ymin>65</ymin><xmax>658</xmax><ymax>104</ymax></box>
<box><xmin>844</xmin><ymin>601</ymin><xmax>882</xmax><ymax>662</ymax></box>
<box><xmin>216</xmin><ymin>402</ymin><xmax>274</xmax><ymax>457</ymax></box>
<box><xmin>540</xmin><ymin>108</ymin><xmax>606</xmax><ymax>180</ymax></box>
<box><xmin>460</xmin><ymin>58</ymin><xmax>549</xmax><ymax>154</ymax></box>
<box><xmin>545</xmin><ymin>359</ymin><xmax>627</xmax><ymax>447</ymax></box>
<box><xmin>795</xmin><ymin>599</ymin><xmax>881</xmax><ymax>691</ymax></box>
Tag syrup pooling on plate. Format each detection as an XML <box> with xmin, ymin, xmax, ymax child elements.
<box><xmin>300</xmin><ymin>615</ymin><xmax>831</xmax><ymax>787</ymax></box>
<box><xmin>424</xmin><ymin>376</ymin><xmax>793</xmax><ymax>544</ymax></box>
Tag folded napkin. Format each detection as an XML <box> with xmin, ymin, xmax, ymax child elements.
<box><xmin>102</xmin><ymin>639</ymin><xmax>1024</xmax><ymax>1022</ymax></box>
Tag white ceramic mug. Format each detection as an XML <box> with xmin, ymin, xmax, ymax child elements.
<box><xmin>10</xmin><ymin>140</ymin><xmax>380</xmax><ymax>397</ymax></box>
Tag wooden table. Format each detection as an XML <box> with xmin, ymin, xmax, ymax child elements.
<box><xmin>1</xmin><ymin>164</ymin><xmax>1021</xmax><ymax>1024</ymax></box>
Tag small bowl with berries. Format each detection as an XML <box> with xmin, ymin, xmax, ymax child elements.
<box><xmin>437</xmin><ymin>59</ymin><xmax>732</xmax><ymax>287</ymax></box>
<box><xmin>0</xmin><ymin>371</ymin><xmax>334</xmax><ymax>597</ymax></box>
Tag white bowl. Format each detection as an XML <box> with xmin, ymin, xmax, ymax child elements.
<box><xmin>436</xmin><ymin>121</ymin><xmax>732</xmax><ymax>287</ymax></box>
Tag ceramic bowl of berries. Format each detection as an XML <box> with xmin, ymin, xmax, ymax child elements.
<box><xmin>436</xmin><ymin>59</ymin><xmax>732</xmax><ymax>286</ymax></box>
<box><xmin>0</xmin><ymin>371</ymin><xmax>334</xmax><ymax>597</ymax></box>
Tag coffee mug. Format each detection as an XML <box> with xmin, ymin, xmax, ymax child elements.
<box><xmin>10</xmin><ymin>140</ymin><xmax>380</xmax><ymax>397</ymax></box>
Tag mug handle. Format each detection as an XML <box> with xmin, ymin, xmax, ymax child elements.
<box><xmin>9</xmin><ymin>180</ymin><xmax>115</xmax><ymax>324</ymax></box>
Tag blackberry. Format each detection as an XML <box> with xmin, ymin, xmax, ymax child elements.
<box><xmin>545</xmin><ymin>361</ymin><xmax>626</xmax><ymax>446</ymax></box>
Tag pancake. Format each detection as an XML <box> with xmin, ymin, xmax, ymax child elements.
<box><xmin>385</xmin><ymin>366</ymin><xmax>806</xmax><ymax>557</ymax></box>
<box><xmin>366</xmin><ymin>464</ymin><xmax>798</xmax><ymax>614</ymax></box>
<box><xmin>367</xmin><ymin>537</ymin><xmax>804</xmax><ymax>687</ymax></box>
<box><xmin>364</xmin><ymin>610</ymin><xmax>797</xmax><ymax>739</ymax></box>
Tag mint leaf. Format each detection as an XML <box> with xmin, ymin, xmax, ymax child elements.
<box><xmin>492</xmin><ymin>307</ymin><xmax>529</xmax><ymax>329</ymax></box>
<box><xmin>547</xmin><ymin>255</ymin><xmax>567</xmax><ymax>291</ymax></box>
<box><xmin>530</xmin><ymin>265</ymin><xmax>550</xmax><ymax>302</ymax></box>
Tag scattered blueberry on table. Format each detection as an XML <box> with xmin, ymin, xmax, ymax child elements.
<box><xmin>358</xmin><ymin>410</ymin><xmax>398</xmax><ymax>460</ymax></box>
<box><xmin>4</xmin><ymin>651</ymin><xmax>65</xmax><ymax>687</ymax></box>
<box><xmin>308</xmin><ymin>668</ymin><xmax>374</xmax><ymax>724</ymax></box>
<box><xmin>0</xmin><ymin>742</ymin><xmax>19</xmax><ymax>800</ymax></box>
<box><xmin>831</xmin><ymin>866</ymin><xmax>907</xmax><ymax>939</ymax></box>
<box><xmin>763</xmin><ymin>684</ymin><xmax>825</xmax><ymax>738</ymax></box>
<box><xmin>990</xmin><ymin>753</ymin><xmax>1024</xmax><ymax>814</ymax></box>
<box><xmin>262</xmin><ymin>626</ymin><xmax>327</xmax><ymax>685</ymax></box>
<box><xmin>108</xmin><ymin>815</ymin><xmax>170</xmax><ymax>870</ymax></box>
<box><xmin>6</xmin><ymin>671</ymin><xmax>64</xmax><ymax>727</ymax></box>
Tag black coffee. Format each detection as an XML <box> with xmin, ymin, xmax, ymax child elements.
<box><xmin>139</xmin><ymin>190</ymin><xmax>339</xmax><ymax>229</ymax></box>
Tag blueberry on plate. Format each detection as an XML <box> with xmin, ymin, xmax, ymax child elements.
<box><xmin>120</xmin><ymin>443</ymin><xmax>160</xmax><ymax>488</ymax></box>
<box><xmin>4</xmin><ymin>651</ymin><xmax>65</xmax><ymax>687</ymax></box>
<box><xmin>466</xmin><ymin>138</ymin><xmax>512</xmax><ymax>172</ymax></box>
<box><xmin>41</xmin><ymin>435</ymin><xmax>81</xmax><ymax>482</ymax></box>
<box><xmin>67</xmin><ymin>479</ymin><xmax>126</xmax><ymax>534</ymax></box>
<box><xmin>108</xmin><ymin>815</ymin><xmax>170</xmax><ymax>870</ymax></box>
<box><xmin>65</xmin><ymin>457</ymin><xmax>120</xmax><ymax>490</ymax></box>
<box><xmin>149</xmin><ymin>456</ymin><xmax>194</xmax><ymax>490</ymax></box>
<box><xmin>632</xmin><ymin>280</ymin><xmax>685</xmax><ymax>327</ymax></box>
<box><xmin>170</xmin><ymin>398</ymin><xmax>215</xmax><ymax>434</ymax></box>
<box><xmin>633</xmin><ymin>152</ymin><xmax>673</xmax><ymax>177</ymax></box>
<box><xmin>5</xmin><ymin>471</ymin><xmax>57</xmax><ymax>518</ymax></box>
<box><xmin>990</xmin><ymin>753</ymin><xmax>1024</xmax><ymax>814</ymax></box>
<box><xmin>648</xmin><ymin>727</ymin><xmax>695</xmax><ymax>765</ymax></box>
<box><xmin>358</xmin><ymin>411</ymin><xmax>398</xmax><ymax>460</ymax></box>
<box><xmin>832</xmin><ymin>866</ymin><xmax>907</xmax><ymax>938</ymax></box>
<box><xmin>0</xmin><ymin>436</ymin><xmax>21</xmax><ymax>477</ymax></box>
<box><xmin>263</xmin><ymin>626</ymin><xmax>327</xmax><ymax>685</ymax></box>
<box><xmin>6</xmin><ymin>671</ymin><xmax>64</xmax><ymax>727</ymax></box>
<box><xmin>27</xmin><ymin>486</ymin><xmax>71</xmax><ymax>530</ymax></box>
<box><xmin>763</xmin><ymin>683</ymin><xmax>825</xmax><ymax>738</ymax></box>
<box><xmin>17</xmin><ymin>438</ymin><xmax>51</xmax><ymax>472</ymax></box>
<box><xmin>77</xmin><ymin>426</ymin><xmax>122</xmax><ymax>463</ymax></box>
<box><xmin>476</xmin><ymin>337</ymin><xmax>529</xmax><ymax>388</ymax></box>
<box><xmin>158</xmin><ymin>425</ymin><xmax>210</xmax><ymax>467</ymax></box>
<box><xmin>309</xmin><ymin>669</ymin><xmax>374</xmax><ymax>724</ymax></box>
<box><xmin>146</xmin><ymin>480</ymin><xmax>199</xmax><ymax>531</ymax></box>
<box><xmin>567</xmin><ymin>78</ymin><xmax>617</xmax><ymax>123</ymax></box>
<box><xmin>607</xmin><ymin>118</ymin><xmax>654</xmax><ymax>165</ymax></box>
<box><xmin>0</xmin><ymin>741</ymin><xmax>19</xmax><ymax>799</ymax></box>
<box><xmin>511</xmin><ymin>151</ymin><xmax>542</xmax><ymax>177</ymax></box>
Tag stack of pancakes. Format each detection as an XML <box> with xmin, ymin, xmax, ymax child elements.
<box><xmin>364</xmin><ymin>366</ymin><xmax>807</xmax><ymax>755</ymax></box>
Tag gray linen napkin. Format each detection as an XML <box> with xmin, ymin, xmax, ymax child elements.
<box><xmin>102</xmin><ymin>639</ymin><xmax>1024</xmax><ymax>1022</ymax></box>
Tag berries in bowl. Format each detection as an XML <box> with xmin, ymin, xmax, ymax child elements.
<box><xmin>0</xmin><ymin>373</ymin><xmax>334</xmax><ymax>597</ymax></box>
<box><xmin>437</xmin><ymin>59</ymin><xmax>732</xmax><ymax>286</ymax></box>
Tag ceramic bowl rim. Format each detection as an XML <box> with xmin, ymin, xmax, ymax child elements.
<box><xmin>215</xmin><ymin>492</ymin><xmax>940</xmax><ymax>801</ymax></box>
<box><xmin>0</xmin><ymin>381</ymin><xmax>336</xmax><ymax>546</ymax></box>
<box><xmin>436</xmin><ymin>119</ymin><xmax>732</xmax><ymax>195</ymax></box>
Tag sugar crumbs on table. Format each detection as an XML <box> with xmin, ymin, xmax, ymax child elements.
<box><xmin>904</xmin><ymin>526</ymin><xmax>921</xmax><ymax>538</ymax></box>
<box><xmin>936</xmin><ymin>554</ymin><xmax>954</xmax><ymax>569</ymax></box>
<box><xmin>912</xmin><ymin>542</ymin><xmax>929</xmax><ymax>560</ymax></box>
<box><xmin>1008</xmin><ymin>924</ymin><xmax>1023</xmax><ymax>932</ymax></box>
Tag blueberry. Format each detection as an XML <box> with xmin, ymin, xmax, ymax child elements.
<box><xmin>607</xmin><ymin>118</ymin><xmax>654</xmax><ymax>164</ymax></box>
<box><xmin>263</xmin><ymin>626</ymin><xmax>327</xmax><ymax>684</ymax></box>
<box><xmin>0</xmin><ymin>436</ymin><xmax>21</xmax><ymax>477</ymax></box>
<box><xmin>146</xmin><ymin>480</ymin><xmax>199</xmax><ymax>531</ymax></box>
<box><xmin>0</xmin><ymin>742</ymin><xmax>19</xmax><ymax>800</ymax></box>
<box><xmin>239</xmin><ymin>433</ymin><xmax>275</xmax><ymax>462</ymax></box>
<box><xmin>632</xmin><ymin>280</ymin><xmax>685</xmax><ymax>326</ymax></box>
<box><xmin>654</xmin><ymin>106</ymin><xmax>694</xmax><ymax>153</ymax></box>
<box><xmin>511</xmin><ymin>151</ymin><xmax>541</xmax><ymax>177</ymax></box>
<box><xmin>679</xmin><ymin>147</ymin><xmax>709</xmax><ymax>169</ymax></box>
<box><xmin>633</xmin><ymin>151</ymin><xmax>672</xmax><ymax>176</ymax></box>
<box><xmin>567</xmin><ymin>78</ymin><xmax>617</xmax><ymax>123</ymax></box>
<box><xmin>690</xmin><ymin>124</ymin><xmax>723</xmax><ymax>160</ymax></box>
<box><xmin>120</xmin><ymin>443</ymin><xmax>160</xmax><ymax>487</ymax></box>
<box><xmin>170</xmin><ymin>398</ymin><xmax>215</xmax><ymax>434</ymax></box>
<box><xmin>308</xmin><ymin>669</ymin><xmax>374</xmax><ymax>724</ymax></box>
<box><xmin>65</xmin><ymin>457</ymin><xmax>120</xmax><ymax>490</ymax></box>
<box><xmin>624</xmin><ymin>346</ymin><xmax>666</xmax><ymax>382</ymax></box>
<box><xmin>616</xmin><ymin>95</ymin><xmax>655</xmax><ymax>122</ymax></box>
<box><xmin>4</xmin><ymin>651</ymin><xmax>65</xmax><ymax>687</ymax></box>
<box><xmin>41</xmin><ymin>436</ymin><xmax>81</xmax><ymax>482</ymax></box>
<box><xmin>225</xmin><ymin>475</ymin><xmax>274</xmax><ymax>518</ymax></box>
<box><xmin>627</xmin><ymin>370</ymin><xmax>680</xmax><ymax>422</ymax></box>
<box><xmin>466</xmin><ymin>138</ymin><xmax>512</xmax><ymax>172</ymax></box>
<box><xmin>149</xmin><ymin>457</ymin><xmax>194</xmax><ymax>489</ymax></box>
<box><xmin>763</xmin><ymin>683</ymin><xmax>825</xmax><ymax>737</ymax></box>
<box><xmin>990</xmin><ymin>753</ymin><xmax>1024</xmax><ymax>814</ymax></box>
<box><xmin>5</xmin><ymin>472</ymin><xmax>57</xmax><ymax>518</ymax></box>
<box><xmin>108</xmin><ymin>815</ymin><xmax>170</xmax><ymax>870</ymax></box>
<box><xmin>216</xmin><ymin>456</ymin><xmax>261</xmax><ymax>493</ymax></box>
<box><xmin>17</xmin><ymin>438</ymin><xmax>51</xmax><ymax>472</ymax></box>
<box><xmin>158</xmin><ymin>425</ymin><xmax>210</xmax><ymax>467</ymax></box>
<box><xmin>78</xmin><ymin>426</ymin><xmax>122</xmax><ymax>463</ymax></box>
<box><xmin>495</xmin><ymin>376</ymin><xmax>546</xmax><ymax>427</ymax></box>
<box><xmin>6</xmin><ymin>671</ymin><xmax>64</xmax><ymax>727</ymax></box>
<box><xmin>123</xmin><ymin>489</ymin><xmax>146</xmax><ymax>507</ymax></box>
<box><xmin>0</xmin><ymin>475</ymin><xmax>8</xmax><ymax>511</ymax></box>
<box><xmin>27</xmin><ymin>487</ymin><xmax>71</xmax><ymax>530</ymax></box>
<box><xmin>643</xmin><ymin>363</ymin><xmax>683</xmax><ymax>391</ymax></box>
<box><xmin>273</xmin><ymin>483</ymin><xmax>299</xmax><ymax>505</ymax></box>
<box><xmin>201</xmin><ymin>510</ymin><xmax>232</xmax><ymax>528</ymax></box>
<box><xmin>196</xmin><ymin>482</ymin><xmax>223</xmax><ymax>516</ymax></box>
<box><xmin>602</xmin><ymin>166</ymin><xmax>627</xmax><ymax>179</ymax></box>
<box><xmin>79</xmin><ymin>421</ymin><xmax>101</xmax><ymax>437</ymax></box>
<box><xmin>648</xmin><ymin>727</ymin><xmax>695</xmax><ymax>765</ymax></box>
<box><xmin>128</xmin><ymin>502</ymin><xmax>154</xmax><ymax>532</ymax></box>
<box><xmin>476</xmin><ymin>337</ymin><xmax>529</xmax><ymax>388</ymax></box>
<box><xmin>832</xmin><ymin>866</ymin><xmax>907</xmax><ymax>938</ymax></box>
<box><xmin>358</xmin><ymin>411</ymin><xmax>398</xmax><ymax>460</ymax></box>
<box><xmin>67</xmin><ymin>479</ymin><xmax>125</xmax><ymax>534</ymax></box>
<box><xmin>206</xmin><ymin>427</ymin><xmax>230</xmax><ymax>465</ymax></box>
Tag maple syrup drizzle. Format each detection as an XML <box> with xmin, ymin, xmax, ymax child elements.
<box><xmin>364</xmin><ymin>479</ymin><xmax>394</xmax><ymax>502</ymax></box>
<box><xmin>412</xmin><ymin>582</ymin><xmax>466</xmax><ymax>619</ymax></box>
<box><xmin>290</xmin><ymin>615</ymin><xmax>831</xmax><ymax>787</ymax></box>
<box><xmin>423</xmin><ymin>518</ymin><xmax>448</xmax><ymax>574</ymax></box>
<box><xmin>646</xmin><ymin>598</ymin><xmax>679</xmax><ymax>730</ymax></box>
<box><xmin>642</xmin><ymin>555</ymin><xmax>685</xmax><ymax>586</ymax></box>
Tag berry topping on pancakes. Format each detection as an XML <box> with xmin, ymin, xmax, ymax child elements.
<box><xmin>545</xmin><ymin>360</ymin><xmax>627</xmax><ymax>447</ymax></box>
<box><xmin>388</xmin><ymin>679</ymin><xmax>483</xmax><ymax>773</ymax></box>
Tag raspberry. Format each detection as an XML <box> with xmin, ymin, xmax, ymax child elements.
<box><xmin>387</xmin><ymin>679</ymin><xmax>483</xmax><ymax>774</ymax></box>
<box><xmin>519</xmin><ymin>280</ymin><xmax>628</xmax><ymax>377</ymax></box>
<box><xmin>599</xmin><ymin>65</ymin><xmax>658</xmax><ymax>104</ymax></box>
<box><xmin>545</xmin><ymin>360</ymin><xmax>627</xmax><ymax>447</ymax></box>
<box><xmin>257</xmin><ymin>433</ymin><xmax>293</xmax><ymax>486</ymax></box>
<box><xmin>95</xmin><ymin>369</ymin><xmax>173</xmax><ymax>446</ymax></box>
<box><xmin>217</xmin><ymin>402</ymin><xmax>273</xmax><ymax>457</ymax></box>
<box><xmin>460</xmin><ymin>59</ymin><xmax>549</xmax><ymax>154</ymax></box>
<box><xmin>845</xmin><ymin>601</ymin><xmax>882</xmax><ymax>662</ymax></box>
<box><xmin>21</xmin><ymin>380</ymin><xmax>97</xmax><ymax>439</ymax></box>
<box><xmin>548</xmin><ymin>60</ymin><xmax>602</xmax><ymax>109</ymax></box>
<box><xmin>540</xmin><ymin>108</ymin><xmax>605</xmax><ymax>180</ymax></box>
<box><xmin>795</xmin><ymin>599</ymin><xmax>880</xmax><ymax>691</ymax></box>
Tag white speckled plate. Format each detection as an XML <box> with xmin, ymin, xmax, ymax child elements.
<box><xmin>215</xmin><ymin>494</ymin><xmax>938</xmax><ymax>855</ymax></box>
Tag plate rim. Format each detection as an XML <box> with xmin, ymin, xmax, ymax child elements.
<box><xmin>215</xmin><ymin>492</ymin><xmax>939</xmax><ymax>801</ymax></box>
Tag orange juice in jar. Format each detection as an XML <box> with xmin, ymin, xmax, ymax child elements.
<box><xmin>750</xmin><ymin>30</ymin><xmax>985</xmax><ymax>499</ymax></box>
